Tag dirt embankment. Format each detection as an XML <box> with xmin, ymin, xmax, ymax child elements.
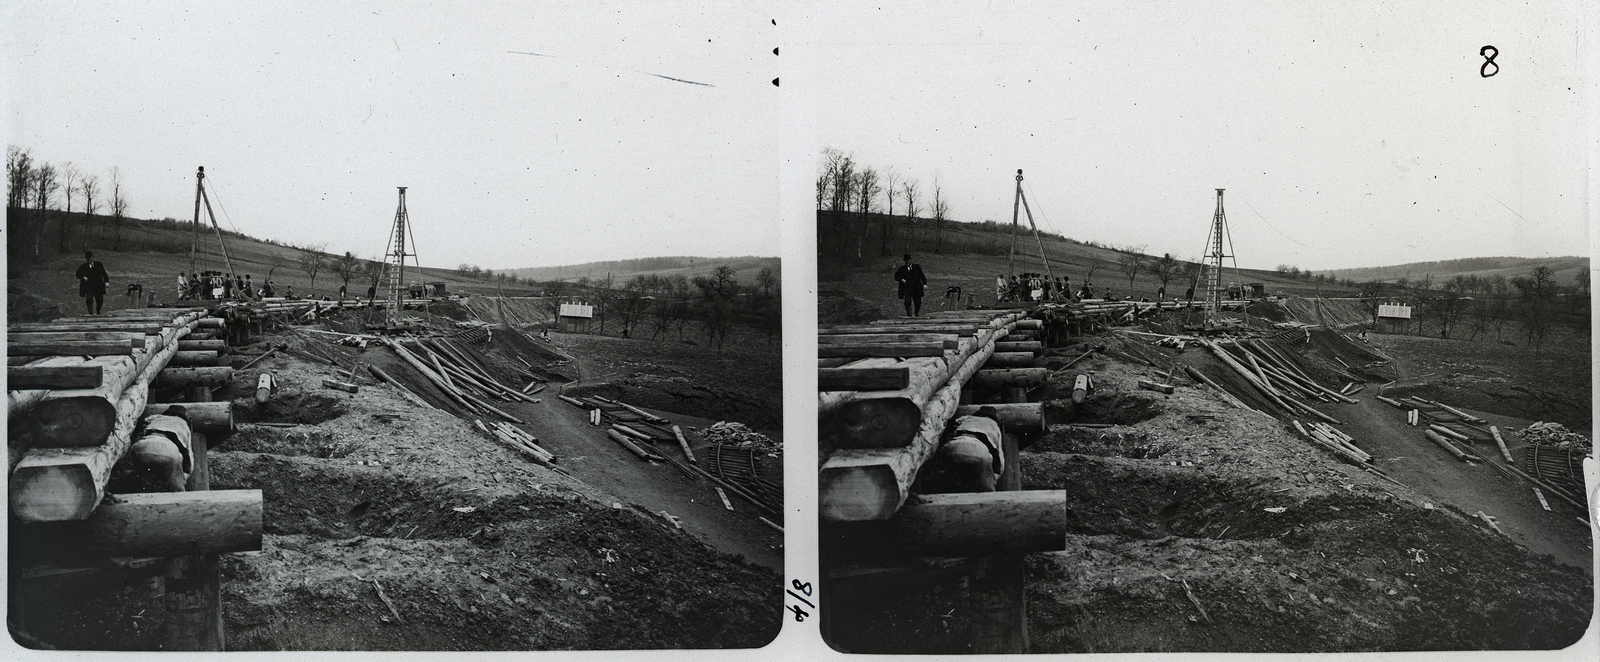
<box><xmin>829</xmin><ymin>302</ymin><xmax>1593</xmax><ymax>654</ymax></box>
<box><xmin>15</xmin><ymin>303</ymin><xmax>782</xmax><ymax>651</ymax></box>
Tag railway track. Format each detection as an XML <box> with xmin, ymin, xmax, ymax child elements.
<box><xmin>1525</xmin><ymin>443</ymin><xmax>1585</xmax><ymax>496</ymax></box>
<box><xmin>709</xmin><ymin>444</ymin><xmax>783</xmax><ymax>517</ymax></box>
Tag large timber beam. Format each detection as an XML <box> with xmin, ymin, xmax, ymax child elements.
<box><xmin>7</xmin><ymin>334</ymin><xmax>147</xmax><ymax>348</ymax></box>
<box><xmin>817</xmin><ymin>342</ymin><xmax>948</xmax><ymax>359</ymax></box>
<box><xmin>818</xmin><ymin>333</ymin><xmax>959</xmax><ymax>349</ymax></box>
<box><xmin>14</xmin><ymin>317</ymin><xmax>199</xmax><ymax>447</ymax></box>
<box><xmin>7</xmin><ymin>365</ymin><xmax>102</xmax><ymax>390</ymax></box>
<box><xmin>819</xmin><ymin>366</ymin><xmax>911</xmax><ymax>391</ymax></box>
<box><xmin>151</xmin><ymin>367</ymin><xmax>235</xmax><ymax>390</ymax></box>
<box><xmin>955</xmin><ymin>403</ymin><xmax>1045</xmax><ymax>435</ymax></box>
<box><xmin>967</xmin><ymin>368</ymin><xmax>1048</xmax><ymax>390</ymax></box>
<box><xmin>9</xmin><ymin>490</ymin><xmax>262</xmax><ymax>562</ymax></box>
<box><xmin>820</xmin><ymin>490</ymin><xmax>1067</xmax><ymax>561</ymax></box>
<box><xmin>821</xmin><ymin>323</ymin><xmax>980</xmax><ymax>336</ymax></box>
<box><xmin>143</xmin><ymin>401</ymin><xmax>234</xmax><ymax>434</ymax></box>
<box><xmin>982</xmin><ymin>352</ymin><xmax>1038</xmax><ymax>369</ymax></box>
<box><xmin>993</xmin><ymin>341</ymin><xmax>1043</xmax><ymax>355</ymax></box>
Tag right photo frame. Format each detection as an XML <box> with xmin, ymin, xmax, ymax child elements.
<box><xmin>808</xmin><ymin>1</ymin><xmax>1596</xmax><ymax>655</ymax></box>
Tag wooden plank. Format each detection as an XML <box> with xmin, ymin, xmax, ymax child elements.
<box><xmin>5</xmin><ymin>339</ymin><xmax>135</xmax><ymax>356</ymax></box>
<box><xmin>821</xmin><ymin>323</ymin><xmax>979</xmax><ymax>336</ymax></box>
<box><xmin>11</xmin><ymin>321</ymin><xmax>164</xmax><ymax>333</ymax></box>
<box><xmin>817</xmin><ymin>342</ymin><xmax>947</xmax><ymax>358</ymax></box>
<box><xmin>820</xmin><ymin>366</ymin><xmax>911</xmax><ymax>391</ymax></box>
<box><xmin>7</xmin><ymin>331</ymin><xmax>147</xmax><ymax>349</ymax></box>
<box><xmin>7</xmin><ymin>365</ymin><xmax>103</xmax><ymax>390</ymax></box>
<box><xmin>817</xmin><ymin>333</ymin><xmax>960</xmax><ymax>349</ymax></box>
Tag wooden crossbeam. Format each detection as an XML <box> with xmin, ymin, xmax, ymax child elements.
<box><xmin>7</xmin><ymin>365</ymin><xmax>103</xmax><ymax>390</ymax></box>
<box><xmin>7</xmin><ymin>331</ymin><xmax>148</xmax><ymax>349</ymax></box>
<box><xmin>817</xmin><ymin>342</ymin><xmax>947</xmax><ymax>358</ymax></box>
<box><xmin>818</xmin><ymin>333</ymin><xmax>959</xmax><ymax>348</ymax></box>
<box><xmin>821</xmin><ymin>490</ymin><xmax>1068</xmax><ymax>561</ymax></box>
<box><xmin>820</xmin><ymin>366</ymin><xmax>911</xmax><ymax>391</ymax></box>
<box><xmin>10</xmin><ymin>490</ymin><xmax>262</xmax><ymax>562</ymax></box>
<box><xmin>822</xmin><ymin>323</ymin><xmax>979</xmax><ymax>336</ymax></box>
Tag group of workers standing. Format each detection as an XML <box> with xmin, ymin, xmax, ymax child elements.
<box><xmin>996</xmin><ymin>272</ymin><xmax>1095</xmax><ymax>303</ymax></box>
<box><xmin>177</xmin><ymin>271</ymin><xmax>282</xmax><ymax>301</ymax></box>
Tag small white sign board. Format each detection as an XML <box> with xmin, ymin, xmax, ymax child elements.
<box><xmin>559</xmin><ymin>303</ymin><xmax>594</xmax><ymax>318</ymax></box>
<box><xmin>1377</xmin><ymin>304</ymin><xmax>1412</xmax><ymax>319</ymax></box>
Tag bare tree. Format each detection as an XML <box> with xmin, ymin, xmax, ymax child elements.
<box><xmin>900</xmin><ymin>178</ymin><xmax>920</xmax><ymax>252</ymax></box>
<box><xmin>300</xmin><ymin>245</ymin><xmax>328</xmax><ymax>293</ymax></box>
<box><xmin>1154</xmin><ymin>253</ymin><xmax>1178</xmax><ymax>296</ymax></box>
<box><xmin>80</xmin><ymin>174</ymin><xmax>100</xmax><ymax>216</ymax></box>
<box><xmin>879</xmin><ymin>167</ymin><xmax>901</xmax><ymax>255</ymax></box>
<box><xmin>6</xmin><ymin>145</ymin><xmax>34</xmax><ymax>209</ymax></box>
<box><xmin>265</xmin><ymin>253</ymin><xmax>288</xmax><ymax>282</ymax></box>
<box><xmin>1118</xmin><ymin>253</ymin><xmax>1144</xmax><ymax>291</ymax></box>
<box><xmin>109</xmin><ymin>166</ymin><xmax>127</xmax><ymax>250</ymax></box>
<box><xmin>333</xmin><ymin>251</ymin><xmax>362</xmax><ymax>293</ymax></box>
<box><xmin>930</xmin><ymin>175</ymin><xmax>949</xmax><ymax>254</ymax></box>
<box><xmin>31</xmin><ymin>163</ymin><xmax>59</xmax><ymax>256</ymax></box>
<box><xmin>855</xmin><ymin>166</ymin><xmax>880</xmax><ymax>262</ymax></box>
<box><xmin>756</xmin><ymin>266</ymin><xmax>777</xmax><ymax>297</ymax></box>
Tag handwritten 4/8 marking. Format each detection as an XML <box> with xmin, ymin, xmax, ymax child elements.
<box><xmin>1480</xmin><ymin>45</ymin><xmax>1498</xmax><ymax>78</ymax></box>
<box><xmin>787</xmin><ymin>579</ymin><xmax>814</xmax><ymax>621</ymax></box>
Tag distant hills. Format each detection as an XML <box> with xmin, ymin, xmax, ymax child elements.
<box><xmin>504</xmin><ymin>256</ymin><xmax>780</xmax><ymax>284</ymax></box>
<box><xmin>1319</xmin><ymin>256</ymin><xmax>1588</xmax><ymax>284</ymax></box>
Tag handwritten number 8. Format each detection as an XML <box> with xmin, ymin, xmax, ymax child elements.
<box><xmin>1480</xmin><ymin>46</ymin><xmax>1498</xmax><ymax>78</ymax></box>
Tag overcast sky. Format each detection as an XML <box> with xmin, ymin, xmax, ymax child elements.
<box><xmin>4</xmin><ymin>1</ymin><xmax>778</xmax><ymax>271</ymax></box>
<box><xmin>807</xmin><ymin>1</ymin><xmax>1591</xmax><ymax>272</ymax></box>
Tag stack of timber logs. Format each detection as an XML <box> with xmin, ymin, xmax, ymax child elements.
<box><xmin>8</xmin><ymin>309</ymin><xmax>241</xmax><ymax>522</ymax></box>
<box><xmin>819</xmin><ymin>311</ymin><xmax>1050</xmax><ymax>522</ymax></box>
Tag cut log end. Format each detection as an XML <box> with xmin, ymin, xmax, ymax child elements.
<box><xmin>10</xmin><ymin>464</ymin><xmax>97</xmax><ymax>522</ymax></box>
<box><xmin>819</xmin><ymin>465</ymin><xmax>900</xmax><ymax>522</ymax></box>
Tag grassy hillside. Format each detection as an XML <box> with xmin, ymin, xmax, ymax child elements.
<box><xmin>8</xmin><ymin>209</ymin><xmax>546</xmax><ymax>314</ymax></box>
<box><xmin>1317</xmin><ymin>256</ymin><xmax>1589</xmax><ymax>285</ymax></box>
<box><xmin>819</xmin><ymin>211</ymin><xmax>1358</xmax><ymax>304</ymax></box>
<box><xmin>504</xmin><ymin>256</ymin><xmax>780</xmax><ymax>285</ymax></box>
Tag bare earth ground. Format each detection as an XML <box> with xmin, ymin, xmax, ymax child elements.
<box><xmin>10</xmin><ymin>298</ymin><xmax>782</xmax><ymax>650</ymax></box>
<box><xmin>823</xmin><ymin>294</ymin><xmax>1593</xmax><ymax>653</ymax></box>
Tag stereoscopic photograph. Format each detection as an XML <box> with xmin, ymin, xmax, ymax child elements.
<box><xmin>6</xmin><ymin>1</ymin><xmax>781</xmax><ymax>651</ymax></box>
<box><xmin>813</xmin><ymin>1</ymin><xmax>1594</xmax><ymax>655</ymax></box>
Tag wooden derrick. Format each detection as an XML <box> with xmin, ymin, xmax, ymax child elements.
<box><xmin>152</xmin><ymin>367</ymin><xmax>235</xmax><ymax>390</ymax></box>
<box><xmin>983</xmin><ymin>352</ymin><xmax>1038</xmax><ymax>369</ymax></box>
<box><xmin>11</xmin><ymin>490</ymin><xmax>263</xmax><ymax>562</ymax></box>
<box><xmin>820</xmin><ymin>490</ymin><xmax>1067</xmax><ymax>560</ymax></box>
<box><xmin>967</xmin><ymin>367</ymin><xmax>1047</xmax><ymax>391</ymax></box>
<box><xmin>954</xmin><ymin>403</ymin><xmax>1044</xmax><ymax>434</ymax></box>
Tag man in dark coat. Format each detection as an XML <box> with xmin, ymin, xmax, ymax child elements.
<box><xmin>893</xmin><ymin>253</ymin><xmax>928</xmax><ymax>317</ymax></box>
<box><xmin>75</xmin><ymin>251</ymin><xmax>110</xmax><ymax>314</ymax></box>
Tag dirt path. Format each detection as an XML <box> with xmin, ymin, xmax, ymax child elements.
<box><xmin>1320</xmin><ymin>378</ymin><xmax>1593</xmax><ymax>569</ymax></box>
<box><xmin>503</xmin><ymin>396</ymin><xmax>781</xmax><ymax>569</ymax></box>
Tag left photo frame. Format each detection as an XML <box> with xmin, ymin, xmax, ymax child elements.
<box><xmin>4</xmin><ymin>1</ymin><xmax>783</xmax><ymax>652</ymax></box>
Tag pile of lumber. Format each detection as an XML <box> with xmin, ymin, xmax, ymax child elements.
<box><xmin>818</xmin><ymin>311</ymin><xmax>1047</xmax><ymax>522</ymax></box>
<box><xmin>1203</xmin><ymin>338</ymin><xmax>1353</xmax><ymax>423</ymax></box>
<box><xmin>8</xmin><ymin>309</ymin><xmax>234</xmax><ymax>522</ymax></box>
<box><xmin>378</xmin><ymin>336</ymin><xmax>539</xmax><ymax>423</ymax></box>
